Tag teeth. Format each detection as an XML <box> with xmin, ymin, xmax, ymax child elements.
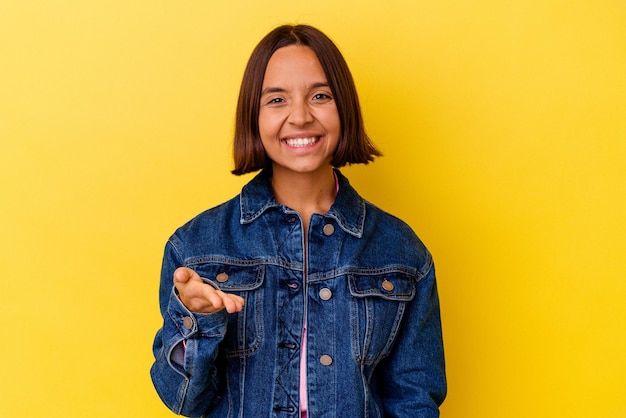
<box><xmin>284</xmin><ymin>137</ymin><xmax>318</xmax><ymax>147</ymax></box>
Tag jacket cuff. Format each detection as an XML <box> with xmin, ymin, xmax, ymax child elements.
<box><xmin>165</xmin><ymin>286</ymin><xmax>228</xmax><ymax>342</ymax></box>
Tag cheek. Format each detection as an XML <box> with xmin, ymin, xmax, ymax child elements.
<box><xmin>329</xmin><ymin>114</ymin><xmax>341</xmax><ymax>141</ymax></box>
<box><xmin>258</xmin><ymin>112</ymin><xmax>281</xmax><ymax>139</ymax></box>
<box><xmin>327</xmin><ymin>107</ymin><xmax>341</xmax><ymax>135</ymax></box>
<box><xmin>258</xmin><ymin>117</ymin><xmax>278</xmax><ymax>153</ymax></box>
<box><xmin>257</xmin><ymin>112</ymin><xmax>267</xmax><ymax>134</ymax></box>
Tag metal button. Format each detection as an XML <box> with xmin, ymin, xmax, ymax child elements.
<box><xmin>320</xmin><ymin>355</ymin><xmax>333</xmax><ymax>366</ymax></box>
<box><xmin>322</xmin><ymin>224</ymin><xmax>335</xmax><ymax>236</ymax></box>
<box><xmin>319</xmin><ymin>288</ymin><xmax>332</xmax><ymax>301</ymax></box>
<box><xmin>183</xmin><ymin>316</ymin><xmax>193</xmax><ymax>330</ymax></box>
<box><xmin>216</xmin><ymin>272</ymin><xmax>229</xmax><ymax>283</ymax></box>
<box><xmin>382</xmin><ymin>280</ymin><xmax>394</xmax><ymax>291</ymax></box>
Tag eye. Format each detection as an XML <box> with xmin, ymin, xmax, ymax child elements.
<box><xmin>312</xmin><ymin>93</ymin><xmax>333</xmax><ymax>101</ymax></box>
<box><xmin>266</xmin><ymin>97</ymin><xmax>285</xmax><ymax>105</ymax></box>
<box><xmin>313</xmin><ymin>93</ymin><xmax>333</xmax><ymax>103</ymax></box>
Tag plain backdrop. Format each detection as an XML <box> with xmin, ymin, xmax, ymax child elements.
<box><xmin>1</xmin><ymin>1</ymin><xmax>625</xmax><ymax>416</ymax></box>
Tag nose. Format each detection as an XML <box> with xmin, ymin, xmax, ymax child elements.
<box><xmin>288</xmin><ymin>100</ymin><xmax>314</xmax><ymax>125</ymax></box>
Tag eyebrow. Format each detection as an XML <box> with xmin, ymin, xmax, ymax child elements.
<box><xmin>260</xmin><ymin>82</ymin><xmax>330</xmax><ymax>97</ymax></box>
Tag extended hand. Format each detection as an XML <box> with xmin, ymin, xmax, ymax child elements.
<box><xmin>173</xmin><ymin>267</ymin><xmax>245</xmax><ymax>314</ymax></box>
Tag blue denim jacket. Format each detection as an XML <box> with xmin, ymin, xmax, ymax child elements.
<box><xmin>151</xmin><ymin>169</ymin><xmax>446</xmax><ymax>417</ymax></box>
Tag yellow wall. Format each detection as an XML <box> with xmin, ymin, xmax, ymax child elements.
<box><xmin>1</xmin><ymin>1</ymin><xmax>625</xmax><ymax>416</ymax></box>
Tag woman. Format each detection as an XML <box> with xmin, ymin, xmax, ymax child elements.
<box><xmin>151</xmin><ymin>24</ymin><xmax>446</xmax><ymax>417</ymax></box>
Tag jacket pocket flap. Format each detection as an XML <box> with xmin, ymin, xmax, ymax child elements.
<box><xmin>193</xmin><ymin>263</ymin><xmax>265</xmax><ymax>291</ymax></box>
<box><xmin>348</xmin><ymin>272</ymin><xmax>416</xmax><ymax>301</ymax></box>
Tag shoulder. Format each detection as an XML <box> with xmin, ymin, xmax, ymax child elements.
<box><xmin>364</xmin><ymin>201</ymin><xmax>417</xmax><ymax>237</ymax></box>
<box><xmin>180</xmin><ymin>195</ymin><xmax>240</xmax><ymax>231</ymax></box>
<box><xmin>363</xmin><ymin>200</ymin><xmax>433</xmax><ymax>276</ymax></box>
<box><xmin>167</xmin><ymin>194</ymin><xmax>241</xmax><ymax>252</ymax></box>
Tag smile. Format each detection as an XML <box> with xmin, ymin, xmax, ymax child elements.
<box><xmin>283</xmin><ymin>137</ymin><xmax>320</xmax><ymax>147</ymax></box>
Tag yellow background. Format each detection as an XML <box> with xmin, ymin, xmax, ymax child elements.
<box><xmin>1</xmin><ymin>1</ymin><xmax>625</xmax><ymax>416</ymax></box>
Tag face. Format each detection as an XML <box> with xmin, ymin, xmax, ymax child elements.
<box><xmin>258</xmin><ymin>45</ymin><xmax>341</xmax><ymax>176</ymax></box>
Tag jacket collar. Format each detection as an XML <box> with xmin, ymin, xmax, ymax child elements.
<box><xmin>240</xmin><ymin>169</ymin><xmax>366</xmax><ymax>238</ymax></box>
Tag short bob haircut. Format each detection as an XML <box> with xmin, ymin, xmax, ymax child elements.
<box><xmin>232</xmin><ymin>24</ymin><xmax>381</xmax><ymax>175</ymax></box>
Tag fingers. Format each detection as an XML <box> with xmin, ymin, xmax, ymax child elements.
<box><xmin>221</xmin><ymin>292</ymin><xmax>245</xmax><ymax>314</ymax></box>
<box><xmin>203</xmin><ymin>285</ymin><xmax>227</xmax><ymax>311</ymax></box>
<box><xmin>174</xmin><ymin>267</ymin><xmax>245</xmax><ymax>314</ymax></box>
<box><xmin>173</xmin><ymin>267</ymin><xmax>196</xmax><ymax>284</ymax></box>
<box><xmin>203</xmin><ymin>287</ymin><xmax>245</xmax><ymax>314</ymax></box>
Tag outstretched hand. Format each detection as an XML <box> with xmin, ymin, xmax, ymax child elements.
<box><xmin>173</xmin><ymin>267</ymin><xmax>245</xmax><ymax>314</ymax></box>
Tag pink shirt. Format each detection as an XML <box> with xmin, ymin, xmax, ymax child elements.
<box><xmin>300</xmin><ymin>324</ymin><xmax>308</xmax><ymax>416</ymax></box>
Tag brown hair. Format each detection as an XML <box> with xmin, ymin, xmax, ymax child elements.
<box><xmin>231</xmin><ymin>24</ymin><xmax>381</xmax><ymax>175</ymax></box>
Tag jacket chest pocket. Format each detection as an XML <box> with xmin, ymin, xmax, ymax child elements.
<box><xmin>348</xmin><ymin>272</ymin><xmax>416</xmax><ymax>364</ymax></box>
<box><xmin>194</xmin><ymin>262</ymin><xmax>265</xmax><ymax>358</ymax></box>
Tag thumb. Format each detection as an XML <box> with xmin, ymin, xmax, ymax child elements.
<box><xmin>173</xmin><ymin>267</ymin><xmax>195</xmax><ymax>284</ymax></box>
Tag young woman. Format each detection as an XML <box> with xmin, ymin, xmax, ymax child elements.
<box><xmin>151</xmin><ymin>24</ymin><xmax>446</xmax><ymax>417</ymax></box>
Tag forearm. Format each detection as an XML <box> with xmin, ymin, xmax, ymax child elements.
<box><xmin>378</xmin><ymin>264</ymin><xmax>447</xmax><ymax>417</ymax></box>
<box><xmin>151</xmin><ymin>287</ymin><xmax>228</xmax><ymax>417</ymax></box>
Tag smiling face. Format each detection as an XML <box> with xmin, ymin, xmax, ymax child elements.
<box><xmin>258</xmin><ymin>45</ymin><xmax>341</xmax><ymax>177</ymax></box>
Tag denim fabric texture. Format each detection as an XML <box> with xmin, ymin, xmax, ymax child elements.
<box><xmin>151</xmin><ymin>169</ymin><xmax>446</xmax><ymax>417</ymax></box>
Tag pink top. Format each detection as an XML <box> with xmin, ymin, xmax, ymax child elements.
<box><xmin>299</xmin><ymin>324</ymin><xmax>308</xmax><ymax>415</ymax></box>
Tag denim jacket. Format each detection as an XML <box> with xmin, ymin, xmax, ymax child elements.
<box><xmin>151</xmin><ymin>169</ymin><xmax>446</xmax><ymax>417</ymax></box>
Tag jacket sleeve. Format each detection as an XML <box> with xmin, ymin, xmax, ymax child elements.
<box><xmin>150</xmin><ymin>237</ymin><xmax>228</xmax><ymax>417</ymax></box>
<box><xmin>376</xmin><ymin>260</ymin><xmax>447</xmax><ymax>417</ymax></box>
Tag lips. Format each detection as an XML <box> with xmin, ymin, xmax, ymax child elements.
<box><xmin>282</xmin><ymin>137</ymin><xmax>320</xmax><ymax>148</ymax></box>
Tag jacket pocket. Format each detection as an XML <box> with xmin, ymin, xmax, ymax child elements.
<box><xmin>191</xmin><ymin>261</ymin><xmax>265</xmax><ymax>357</ymax></box>
<box><xmin>348</xmin><ymin>271</ymin><xmax>416</xmax><ymax>364</ymax></box>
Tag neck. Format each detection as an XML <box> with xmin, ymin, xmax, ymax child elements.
<box><xmin>270</xmin><ymin>166</ymin><xmax>337</xmax><ymax>221</ymax></box>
